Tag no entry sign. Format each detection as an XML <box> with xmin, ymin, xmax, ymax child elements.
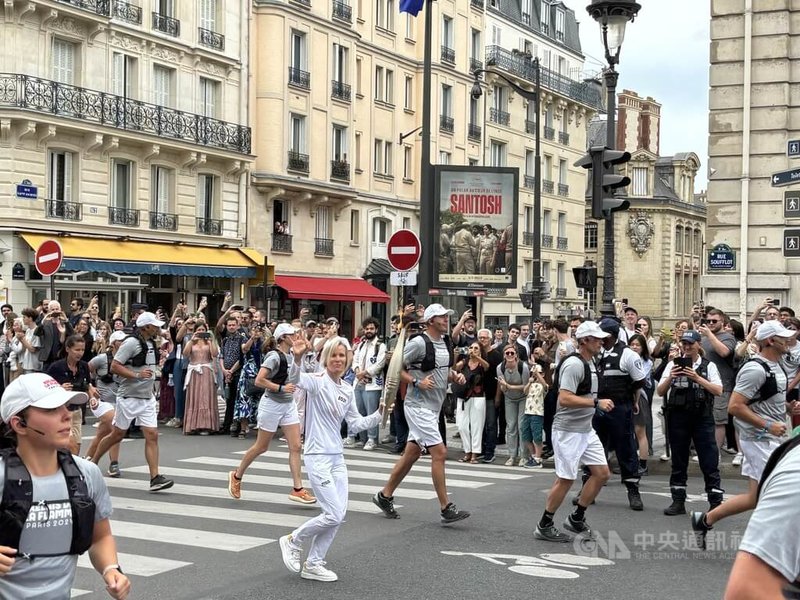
<box><xmin>35</xmin><ymin>239</ymin><xmax>63</xmax><ymax>277</ymax></box>
<box><xmin>386</xmin><ymin>229</ymin><xmax>421</xmax><ymax>272</ymax></box>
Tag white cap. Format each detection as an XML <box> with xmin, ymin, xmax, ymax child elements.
<box><xmin>575</xmin><ymin>321</ymin><xmax>611</xmax><ymax>340</ymax></box>
<box><xmin>136</xmin><ymin>311</ymin><xmax>164</xmax><ymax>328</ymax></box>
<box><xmin>109</xmin><ymin>331</ymin><xmax>127</xmax><ymax>343</ymax></box>
<box><xmin>274</xmin><ymin>323</ymin><xmax>297</xmax><ymax>340</ymax></box>
<box><xmin>755</xmin><ymin>320</ymin><xmax>795</xmax><ymax>341</ymax></box>
<box><xmin>1</xmin><ymin>373</ymin><xmax>88</xmax><ymax>424</ymax></box>
<box><xmin>422</xmin><ymin>303</ymin><xmax>454</xmax><ymax>322</ymax></box>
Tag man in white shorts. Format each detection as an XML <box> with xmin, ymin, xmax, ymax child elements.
<box><xmin>691</xmin><ymin>320</ymin><xmax>798</xmax><ymax>549</ymax></box>
<box><xmin>91</xmin><ymin>312</ymin><xmax>173</xmax><ymax>492</ymax></box>
<box><xmin>228</xmin><ymin>323</ymin><xmax>316</xmax><ymax>504</ymax></box>
<box><xmin>373</xmin><ymin>304</ymin><xmax>471</xmax><ymax>525</ymax></box>
<box><xmin>535</xmin><ymin>321</ymin><xmax>614</xmax><ymax>542</ymax></box>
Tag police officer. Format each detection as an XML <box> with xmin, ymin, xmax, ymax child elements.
<box><xmin>656</xmin><ymin>330</ymin><xmax>724</xmax><ymax>516</ymax></box>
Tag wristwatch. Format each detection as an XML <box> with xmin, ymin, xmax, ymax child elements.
<box><xmin>593</xmin><ymin>398</ymin><xmax>599</xmax><ymax>408</ymax></box>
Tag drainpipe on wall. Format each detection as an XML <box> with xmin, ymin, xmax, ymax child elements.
<box><xmin>738</xmin><ymin>0</ymin><xmax>753</xmax><ymax>322</ymax></box>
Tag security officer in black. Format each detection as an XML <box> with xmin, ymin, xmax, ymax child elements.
<box><xmin>594</xmin><ymin>318</ymin><xmax>647</xmax><ymax>511</ymax></box>
<box><xmin>655</xmin><ymin>330</ymin><xmax>724</xmax><ymax>515</ymax></box>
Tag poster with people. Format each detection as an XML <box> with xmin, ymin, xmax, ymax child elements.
<box><xmin>433</xmin><ymin>166</ymin><xmax>519</xmax><ymax>289</ymax></box>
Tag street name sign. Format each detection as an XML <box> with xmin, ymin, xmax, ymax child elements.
<box><xmin>771</xmin><ymin>168</ymin><xmax>800</xmax><ymax>187</ymax></box>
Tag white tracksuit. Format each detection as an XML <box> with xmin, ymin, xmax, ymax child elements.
<box><xmin>287</xmin><ymin>362</ymin><xmax>381</xmax><ymax>566</ymax></box>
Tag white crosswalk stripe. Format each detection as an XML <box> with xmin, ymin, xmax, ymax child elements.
<box><xmin>77</xmin><ymin>552</ymin><xmax>191</xmax><ymax>577</ymax></box>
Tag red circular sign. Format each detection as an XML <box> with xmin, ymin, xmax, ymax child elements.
<box><xmin>386</xmin><ymin>229</ymin><xmax>421</xmax><ymax>271</ymax></box>
<box><xmin>35</xmin><ymin>240</ymin><xmax>64</xmax><ymax>277</ymax></box>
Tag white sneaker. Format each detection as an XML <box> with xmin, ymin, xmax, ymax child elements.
<box><xmin>690</xmin><ymin>455</ymin><xmax>699</xmax><ymax>463</ymax></box>
<box><xmin>279</xmin><ymin>535</ymin><xmax>301</xmax><ymax>573</ymax></box>
<box><xmin>301</xmin><ymin>562</ymin><xmax>338</xmax><ymax>582</ymax></box>
<box><xmin>504</xmin><ymin>457</ymin><xmax>515</xmax><ymax>466</ymax></box>
<box><xmin>342</xmin><ymin>437</ymin><xmax>356</xmax><ymax>448</ymax></box>
<box><xmin>732</xmin><ymin>452</ymin><xmax>743</xmax><ymax>466</ymax></box>
<box><xmin>363</xmin><ymin>439</ymin><xmax>376</xmax><ymax>451</ymax></box>
<box><xmin>660</xmin><ymin>453</ymin><xmax>670</xmax><ymax>462</ymax></box>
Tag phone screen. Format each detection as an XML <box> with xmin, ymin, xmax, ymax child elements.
<box><xmin>674</xmin><ymin>357</ymin><xmax>692</xmax><ymax>369</ymax></box>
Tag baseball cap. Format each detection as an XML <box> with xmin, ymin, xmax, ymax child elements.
<box><xmin>1</xmin><ymin>373</ymin><xmax>88</xmax><ymax>424</ymax></box>
<box><xmin>131</xmin><ymin>303</ymin><xmax>148</xmax><ymax>311</ymax></box>
<box><xmin>109</xmin><ymin>331</ymin><xmax>127</xmax><ymax>343</ymax></box>
<box><xmin>274</xmin><ymin>323</ymin><xmax>296</xmax><ymax>340</ymax></box>
<box><xmin>623</xmin><ymin>306</ymin><xmax>638</xmax><ymax>315</ymax></box>
<box><xmin>325</xmin><ymin>317</ymin><xmax>339</xmax><ymax>324</ymax></box>
<box><xmin>599</xmin><ymin>318</ymin><xmax>620</xmax><ymax>337</ymax></box>
<box><xmin>136</xmin><ymin>311</ymin><xmax>164</xmax><ymax>328</ymax></box>
<box><xmin>305</xmin><ymin>320</ymin><xmax>317</xmax><ymax>328</ymax></box>
<box><xmin>422</xmin><ymin>303</ymin><xmax>455</xmax><ymax>322</ymax></box>
<box><xmin>575</xmin><ymin>321</ymin><xmax>611</xmax><ymax>340</ymax></box>
<box><xmin>755</xmin><ymin>320</ymin><xmax>796</xmax><ymax>341</ymax></box>
<box><xmin>680</xmin><ymin>330</ymin><xmax>702</xmax><ymax>344</ymax></box>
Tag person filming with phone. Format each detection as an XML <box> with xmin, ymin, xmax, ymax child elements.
<box><xmin>656</xmin><ymin>329</ymin><xmax>724</xmax><ymax>517</ymax></box>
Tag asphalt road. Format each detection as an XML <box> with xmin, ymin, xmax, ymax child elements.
<box><xmin>71</xmin><ymin>427</ymin><xmax>750</xmax><ymax>600</ymax></box>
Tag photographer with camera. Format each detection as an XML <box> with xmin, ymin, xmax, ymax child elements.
<box><xmin>656</xmin><ymin>330</ymin><xmax>724</xmax><ymax>516</ymax></box>
<box><xmin>34</xmin><ymin>301</ymin><xmax>74</xmax><ymax>371</ymax></box>
<box><xmin>182</xmin><ymin>322</ymin><xmax>220</xmax><ymax>436</ymax></box>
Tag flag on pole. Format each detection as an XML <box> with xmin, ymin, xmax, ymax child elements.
<box><xmin>400</xmin><ymin>0</ymin><xmax>424</xmax><ymax>16</ymax></box>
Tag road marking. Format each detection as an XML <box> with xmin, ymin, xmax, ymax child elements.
<box><xmin>78</xmin><ymin>552</ymin><xmax>191</xmax><ymax>577</ymax></box>
<box><xmin>71</xmin><ymin>590</ymin><xmax>92</xmax><ymax>598</ymax></box>
<box><xmin>110</xmin><ymin>520</ymin><xmax>271</xmax><ymax>552</ymax></box>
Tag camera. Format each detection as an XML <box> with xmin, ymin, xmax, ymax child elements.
<box><xmin>770</xmin><ymin>299</ymin><xmax>781</xmax><ymax>306</ymax></box>
<box><xmin>197</xmin><ymin>332</ymin><xmax>211</xmax><ymax>340</ymax></box>
<box><xmin>674</xmin><ymin>357</ymin><xmax>692</xmax><ymax>369</ymax></box>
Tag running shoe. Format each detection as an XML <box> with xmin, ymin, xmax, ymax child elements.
<box><xmin>149</xmin><ymin>474</ymin><xmax>174</xmax><ymax>492</ymax></box>
<box><xmin>289</xmin><ymin>488</ymin><xmax>317</xmax><ymax>504</ymax></box>
<box><xmin>564</xmin><ymin>514</ymin><xmax>594</xmax><ymax>538</ymax></box>
<box><xmin>732</xmin><ymin>452</ymin><xmax>743</xmax><ymax>466</ymax></box>
<box><xmin>301</xmin><ymin>562</ymin><xmax>338</xmax><ymax>582</ymax></box>
<box><xmin>481</xmin><ymin>455</ymin><xmax>496</xmax><ymax>464</ymax></box>
<box><xmin>373</xmin><ymin>491</ymin><xmax>400</xmax><ymax>519</ymax></box>
<box><xmin>228</xmin><ymin>471</ymin><xmax>242</xmax><ymax>499</ymax></box>
<box><xmin>440</xmin><ymin>502</ymin><xmax>470</xmax><ymax>525</ymax></box>
<box><xmin>534</xmin><ymin>524</ymin><xmax>572</xmax><ymax>543</ymax></box>
<box><xmin>342</xmin><ymin>437</ymin><xmax>356</xmax><ymax>448</ymax></box>
<box><xmin>690</xmin><ymin>511</ymin><xmax>711</xmax><ymax>550</ymax></box>
<box><xmin>279</xmin><ymin>535</ymin><xmax>301</xmax><ymax>573</ymax></box>
<box><xmin>523</xmin><ymin>457</ymin><xmax>542</xmax><ymax>469</ymax></box>
<box><xmin>363</xmin><ymin>439</ymin><xmax>376</xmax><ymax>451</ymax></box>
<box><xmin>504</xmin><ymin>457</ymin><xmax>515</xmax><ymax>466</ymax></box>
<box><xmin>107</xmin><ymin>461</ymin><xmax>121</xmax><ymax>478</ymax></box>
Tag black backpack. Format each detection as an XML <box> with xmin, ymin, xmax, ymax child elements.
<box><xmin>744</xmin><ymin>357</ymin><xmax>787</xmax><ymax>405</ymax></box>
<box><xmin>553</xmin><ymin>352</ymin><xmax>592</xmax><ymax>397</ymax></box>
<box><xmin>121</xmin><ymin>333</ymin><xmax>157</xmax><ymax>368</ymax></box>
<box><xmin>408</xmin><ymin>332</ymin><xmax>454</xmax><ymax>372</ymax></box>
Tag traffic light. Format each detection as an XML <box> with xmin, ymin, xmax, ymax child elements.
<box><xmin>572</xmin><ymin>265</ymin><xmax>597</xmax><ymax>291</ymax></box>
<box><xmin>575</xmin><ymin>146</ymin><xmax>632</xmax><ymax>219</ymax></box>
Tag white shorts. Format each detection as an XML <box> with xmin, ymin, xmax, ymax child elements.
<box><xmin>91</xmin><ymin>401</ymin><xmax>115</xmax><ymax>419</ymax></box>
<box><xmin>405</xmin><ymin>405</ymin><xmax>443</xmax><ymax>448</ymax></box>
<box><xmin>552</xmin><ymin>429</ymin><xmax>607</xmax><ymax>481</ymax></box>
<box><xmin>113</xmin><ymin>396</ymin><xmax>158</xmax><ymax>429</ymax></box>
<box><xmin>257</xmin><ymin>397</ymin><xmax>300</xmax><ymax>432</ymax></box>
<box><xmin>740</xmin><ymin>438</ymin><xmax>783</xmax><ymax>481</ymax></box>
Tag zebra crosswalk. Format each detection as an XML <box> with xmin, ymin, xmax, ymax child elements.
<box><xmin>70</xmin><ymin>446</ymin><xmax>544</xmax><ymax>598</ymax></box>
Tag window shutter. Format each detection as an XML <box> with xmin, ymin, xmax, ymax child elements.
<box><xmin>63</xmin><ymin>152</ymin><xmax>73</xmax><ymax>202</ymax></box>
<box><xmin>200</xmin><ymin>0</ymin><xmax>216</xmax><ymax>30</ymax></box>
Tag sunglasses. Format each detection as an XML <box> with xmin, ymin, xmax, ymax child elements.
<box><xmin>67</xmin><ymin>404</ymin><xmax>82</xmax><ymax>412</ymax></box>
<box><xmin>504</xmin><ymin>351</ymin><xmax>516</xmax><ymax>356</ymax></box>
<box><xmin>706</xmin><ymin>319</ymin><xmax>720</xmax><ymax>324</ymax></box>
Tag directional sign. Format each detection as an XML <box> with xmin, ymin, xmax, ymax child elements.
<box><xmin>34</xmin><ymin>239</ymin><xmax>63</xmax><ymax>277</ymax></box>
<box><xmin>390</xmin><ymin>270</ymin><xmax>418</xmax><ymax>286</ymax></box>
<box><xmin>789</xmin><ymin>140</ymin><xmax>800</xmax><ymax>158</ymax></box>
<box><xmin>784</xmin><ymin>229</ymin><xmax>800</xmax><ymax>258</ymax></box>
<box><xmin>386</xmin><ymin>229</ymin><xmax>421</xmax><ymax>271</ymax></box>
<box><xmin>771</xmin><ymin>168</ymin><xmax>800</xmax><ymax>187</ymax></box>
<box><xmin>785</xmin><ymin>191</ymin><xmax>800</xmax><ymax>218</ymax></box>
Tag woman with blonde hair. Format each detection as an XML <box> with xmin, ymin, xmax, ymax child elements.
<box><xmin>182</xmin><ymin>321</ymin><xmax>220</xmax><ymax>435</ymax></box>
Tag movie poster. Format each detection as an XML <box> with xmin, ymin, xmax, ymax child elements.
<box><xmin>433</xmin><ymin>166</ymin><xmax>519</xmax><ymax>289</ymax></box>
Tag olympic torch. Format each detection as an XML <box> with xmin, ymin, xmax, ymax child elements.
<box><xmin>381</xmin><ymin>325</ymin><xmax>407</xmax><ymax>427</ymax></box>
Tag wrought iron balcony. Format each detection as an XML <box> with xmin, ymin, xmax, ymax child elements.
<box><xmin>468</xmin><ymin>123</ymin><xmax>481</xmax><ymax>141</ymax></box>
<box><xmin>484</xmin><ymin>45</ymin><xmax>603</xmax><ymax>110</ymax></box>
<box><xmin>112</xmin><ymin>0</ymin><xmax>141</xmax><ymax>23</ymax></box>
<box><xmin>0</xmin><ymin>74</ymin><xmax>250</xmax><ymax>154</ymax></box>
<box><xmin>108</xmin><ymin>206</ymin><xmax>139</xmax><ymax>226</ymax></box>
<box><xmin>288</xmin><ymin>67</ymin><xmax>311</xmax><ymax>90</ymax></box>
<box><xmin>292</xmin><ymin>0</ymin><xmax>311</xmax><ymax>6</ymax></box>
<box><xmin>332</xmin><ymin>0</ymin><xmax>352</xmax><ymax>22</ymax></box>
<box><xmin>489</xmin><ymin>107</ymin><xmax>510</xmax><ymax>126</ymax></box>
<box><xmin>196</xmin><ymin>217</ymin><xmax>222</xmax><ymax>235</ymax></box>
<box><xmin>331</xmin><ymin>80</ymin><xmax>351</xmax><ymax>102</ymax></box>
<box><xmin>543</xmin><ymin>180</ymin><xmax>554</xmax><ymax>194</ymax></box>
<box><xmin>330</xmin><ymin>159</ymin><xmax>350</xmax><ymax>182</ymax></box>
<box><xmin>542</xmin><ymin>234</ymin><xmax>553</xmax><ymax>248</ymax></box>
<box><xmin>439</xmin><ymin>115</ymin><xmax>454</xmax><ymax>133</ymax></box>
<box><xmin>198</xmin><ymin>27</ymin><xmax>225</xmax><ymax>51</ymax></box>
<box><xmin>523</xmin><ymin>231</ymin><xmax>535</xmax><ymax>246</ymax></box>
<box><xmin>522</xmin><ymin>12</ymin><xmax>531</xmax><ymax>24</ymax></box>
<box><xmin>555</xmin><ymin>287</ymin><xmax>567</xmax><ymax>298</ymax></box>
<box><xmin>272</xmin><ymin>233</ymin><xmax>293</xmax><ymax>253</ymax></box>
<box><xmin>523</xmin><ymin>175</ymin><xmax>535</xmax><ymax>189</ymax></box>
<box><xmin>469</xmin><ymin>58</ymin><xmax>483</xmax><ymax>74</ymax></box>
<box><xmin>315</xmin><ymin>237</ymin><xmax>334</xmax><ymax>256</ymax></box>
<box><xmin>543</xmin><ymin>126</ymin><xmax>555</xmax><ymax>140</ymax></box>
<box><xmin>152</xmin><ymin>12</ymin><xmax>180</xmax><ymax>36</ymax></box>
<box><xmin>558</xmin><ymin>131</ymin><xmax>570</xmax><ymax>145</ymax></box>
<box><xmin>470</xmin><ymin>0</ymin><xmax>483</xmax><ymax>10</ymax></box>
<box><xmin>558</xmin><ymin>183</ymin><xmax>569</xmax><ymax>197</ymax></box>
<box><xmin>149</xmin><ymin>211</ymin><xmax>178</xmax><ymax>231</ymax></box>
<box><xmin>287</xmin><ymin>150</ymin><xmax>310</xmax><ymax>173</ymax></box>
<box><xmin>525</xmin><ymin>119</ymin><xmax>536</xmax><ymax>135</ymax></box>
<box><xmin>557</xmin><ymin>236</ymin><xmax>568</xmax><ymax>250</ymax></box>
<box><xmin>56</xmin><ymin>0</ymin><xmax>110</xmax><ymax>16</ymax></box>
<box><xmin>441</xmin><ymin>46</ymin><xmax>455</xmax><ymax>65</ymax></box>
<box><xmin>46</xmin><ymin>198</ymin><xmax>82</xmax><ymax>221</ymax></box>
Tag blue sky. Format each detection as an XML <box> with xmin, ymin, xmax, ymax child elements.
<box><xmin>562</xmin><ymin>0</ymin><xmax>710</xmax><ymax>190</ymax></box>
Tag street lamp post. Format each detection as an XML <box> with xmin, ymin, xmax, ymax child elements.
<box><xmin>472</xmin><ymin>61</ymin><xmax>542</xmax><ymax>320</ymax></box>
<box><xmin>586</xmin><ymin>0</ymin><xmax>640</xmax><ymax>315</ymax></box>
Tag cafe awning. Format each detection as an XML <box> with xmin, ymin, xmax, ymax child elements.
<box><xmin>274</xmin><ymin>274</ymin><xmax>389</xmax><ymax>303</ymax></box>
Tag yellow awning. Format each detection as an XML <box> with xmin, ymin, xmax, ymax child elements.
<box><xmin>240</xmin><ymin>246</ymin><xmax>275</xmax><ymax>286</ymax></box>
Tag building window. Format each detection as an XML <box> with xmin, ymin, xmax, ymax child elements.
<box><xmin>557</xmin><ymin>262</ymin><xmax>566</xmax><ymax>289</ymax></box>
<box><xmin>471</xmin><ymin>29</ymin><xmax>481</xmax><ymax>62</ymax></box>
<box><xmin>675</xmin><ymin>225</ymin><xmax>683</xmax><ymax>253</ymax></box>
<box><xmin>52</xmin><ymin>38</ymin><xmax>77</xmax><ymax>85</ymax></box>
<box><xmin>441</xmin><ymin>15</ymin><xmax>453</xmax><ymax>49</ymax></box>
<box><xmin>374</xmin><ymin>139</ymin><xmax>393</xmax><ymax>176</ymax></box>
<box><xmin>290</xmin><ymin>30</ymin><xmax>306</xmax><ymax>71</ymax></box>
<box><xmin>198</xmin><ymin>77</ymin><xmax>218</xmax><ymax>117</ymax></box>
<box><xmin>151</xmin><ymin>165</ymin><xmax>173</xmax><ymax>214</ymax></box>
<box><xmin>350</xmin><ymin>209</ymin><xmax>360</xmax><ymax>244</ymax></box>
<box><xmin>584</xmin><ymin>222</ymin><xmax>598</xmax><ymax>250</ymax></box>
<box><xmin>406</xmin><ymin>14</ymin><xmax>414</xmax><ymax>39</ymax></box>
<box><xmin>525</xmin><ymin>150</ymin><xmax>534</xmax><ymax>176</ymax></box>
<box><xmin>375</xmin><ymin>0</ymin><xmax>394</xmax><ymax>31</ymax></box>
<box><xmin>316</xmin><ymin>205</ymin><xmax>332</xmax><ymax>239</ymax></box>
<box><xmin>332</xmin><ymin>125</ymin><xmax>348</xmax><ymax>163</ymax></box>
<box><xmin>199</xmin><ymin>0</ymin><xmax>218</xmax><ymax>32</ymax></box>
<box><xmin>198</xmin><ymin>174</ymin><xmax>217</xmax><ymax>220</ymax></box>
<box><xmin>111</xmin><ymin>159</ymin><xmax>133</xmax><ymax>208</ymax></box>
<box><xmin>694</xmin><ymin>229</ymin><xmax>703</xmax><ymax>256</ymax></box>
<box><xmin>542</xmin><ymin>208</ymin><xmax>551</xmax><ymax>235</ymax></box>
<box><xmin>404</xmin><ymin>75</ymin><xmax>413</xmax><ymax>110</ymax></box>
<box><xmin>112</xmin><ymin>52</ymin><xmax>136</xmax><ymax>98</ymax></box>
<box><xmin>557</xmin><ymin>212</ymin><xmax>566</xmax><ymax>238</ymax></box>
<box><xmin>374</xmin><ymin>66</ymin><xmax>394</xmax><ymax>104</ymax></box>
<box><xmin>355</xmin><ymin>132</ymin><xmax>362</xmax><ymax>170</ymax></box>
<box><xmin>540</xmin><ymin>0</ymin><xmax>550</xmax><ymax>34</ymax></box>
<box><xmin>490</xmin><ymin>141</ymin><xmax>506</xmax><ymax>167</ymax></box>
<box><xmin>555</xmin><ymin>8</ymin><xmax>565</xmax><ymax>41</ymax></box>
<box><xmin>152</xmin><ymin>65</ymin><xmax>173</xmax><ymax>107</ymax></box>
<box><xmin>333</xmin><ymin>43</ymin><xmax>348</xmax><ymax>83</ymax></box>
<box><xmin>558</xmin><ymin>159</ymin><xmax>567</xmax><ymax>184</ymax></box>
<box><xmin>356</xmin><ymin>57</ymin><xmax>362</xmax><ymax>95</ymax></box>
<box><xmin>290</xmin><ymin>114</ymin><xmax>306</xmax><ymax>153</ymax></box>
<box><xmin>156</xmin><ymin>0</ymin><xmax>174</xmax><ymax>17</ymax></box>
<box><xmin>524</xmin><ymin>206</ymin><xmax>533</xmax><ymax>233</ymax></box>
<box><xmin>439</xmin><ymin>151</ymin><xmax>451</xmax><ymax>165</ymax></box>
<box><xmin>441</xmin><ymin>84</ymin><xmax>452</xmax><ymax>118</ymax></box>
<box><xmin>403</xmin><ymin>217</ymin><xmax>411</xmax><ymax>229</ymax></box>
<box><xmin>49</xmin><ymin>150</ymin><xmax>75</xmax><ymax>202</ymax></box>
<box><xmin>632</xmin><ymin>166</ymin><xmax>648</xmax><ymax>196</ymax></box>
<box><xmin>541</xmin><ymin>260</ymin><xmax>551</xmax><ymax>286</ymax></box>
<box><xmin>403</xmin><ymin>145</ymin><xmax>412</xmax><ymax>179</ymax></box>
<box><xmin>373</xmin><ymin>218</ymin><xmax>390</xmax><ymax>244</ymax></box>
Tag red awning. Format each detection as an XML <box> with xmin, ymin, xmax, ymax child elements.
<box><xmin>274</xmin><ymin>275</ymin><xmax>390</xmax><ymax>303</ymax></box>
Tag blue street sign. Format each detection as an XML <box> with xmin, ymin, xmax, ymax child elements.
<box><xmin>771</xmin><ymin>168</ymin><xmax>800</xmax><ymax>187</ymax></box>
<box><xmin>708</xmin><ymin>244</ymin><xmax>736</xmax><ymax>271</ymax></box>
<box><xmin>16</xmin><ymin>179</ymin><xmax>38</xmax><ymax>199</ymax></box>
<box><xmin>789</xmin><ymin>140</ymin><xmax>800</xmax><ymax>158</ymax></box>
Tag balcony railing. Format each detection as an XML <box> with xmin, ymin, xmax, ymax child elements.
<box><xmin>56</xmin><ymin>0</ymin><xmax>110</xmax><ymax>16</ymax></box>
<box><xmin>439</xmin><ymin>115</ymin><xmax>454</xmax><ymax>133</ymax></box>
<box><xmin>441</xmin><ymin>46</ymin><xmax>455</xmax><ymax>64</ymax></box>
<box><xmin>523</xmin><ymin>231</ymin><xmax>535</xmax><ymax>246</ymax></box>
<box><xmin>558</xmin><ymin>183</ymin><xmax>569</xmax><ymax>197</ymax></box>
<box><xmin>525</xmin><ymin>119</ymin><xmax>536</xmax><ymax>134</ymax></box>
<box><xmin>152</xmin><ymin>12</ymin><xmax>180</xmax><ymax>36</ymax></box>
<box><xmin>543</xmin><ymin>126</ymin><xmax>555</xmax><ymax>140</ymax></box>
<box><xmin>46</xmin><ymin>199</ymin><xmax>82</xmax><ymax>221</ymax></box>
<box><xmin>315</xmin><ymin>237</ymin><xmax>334</xmax><ymax>256</ymax></box>
<box><xmin>484</xmin><ymin>45</ymin><xmax>603</xmax><ymax>110</ymax></box>
<box><xmin>291</xmin><ymin>0</ymin><xmax>311</xmax><ymax>6</ymax></box>
<box><xmin>108</xmin><ymin>206</ymin><xmax>139</xmax><ymax>227</ymax></box>
<box><xmin>469</xmin><ymin>58</ymin><xmax>483</xmax><ymax>74</ymax></box>
<box><xmin>558</xmin><ymin>131</ymin><xmax>570</xmax><ymax>145</ymax></box>
<box><xmin>149</xmin><ymin>211</ymin><xmax>178</xmax><ymax>231</ymax></box>
<box><xmin>557</xmin><ymin>236</ymin><xmax>568</xmax><ymax>250</ymax></box>
<box><xmin>332</xmin><ymin>0</ymin><xmax>352</xmax><ymax>22</ymax></box>
<box><xmin>489</xmin><ymin>107</ymin><xmax>510</xmax><ymax>126</ymax></box>
<box><xmin>542</xmin><ymin>234</ymin><xmax>553</xmax><ymax>248</ymax></box>
<box><xmin>288</xmin><ymin>67</ymin><xmax>311</xmax><ymax>90</ymax></box>
<box><xmin>468</xmin><ymin>123</ymin><xmax>481</xmax><ymax>141</ymax></box>
<box><xmin>555</xmin><ymin>287</ymin><xmax>567</xmax><ymax>298</ymax></box>
<box><xmin>287</xmin><ymin>150</ymin><xmax>309</xmax><ymax>173</ymax></box>
<box><xmin>0</xmin><ymin>74</ymin><xmax>251</xmax><ymax>154</ymax></box>
<box><xmin>470</xmin><ymin>0</ymin><xmax>483</xmax><ymax>10</ymax></box>
<box><xmin>523</xmin><ymin>175</ymin><xmax>535</xmax><ymax>189</ymax></box>
<box><xmin>272</xmin><ymin>233</ymin><xmax>293</xmax><ymax>253</ymax></box>
<box><xmin>543</xmin><ymin>180</ymin><xmax>554</xmax><ymax>194</ymax></box>
<box><xmin>196</xmin><ymin>217</ymin><xmax>222</xmax><ymax>235</ymax></box>
<box><xmin>331</xmin><ymin>80</ymin><xmax>351</xmax><ymax>102</ymax></box>
<box><xmin>198</xmin><ymin>27</ymin><xmax>225</xmax><ymax>51</ymax></box>
<box><xmin>330</xmin><ymin>159</ymin><xmax>350</xmax><ymax>182</ymax></box>
<box><xmin>112</xmin><ymin>0</ymin><xmax>140</xmax><ymax>23</ymax></box>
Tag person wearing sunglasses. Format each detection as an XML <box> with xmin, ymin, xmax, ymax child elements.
<box><xmin>698</xmin><ymin>308</ymin><xmax>737</xmax><ymax>453</ymax></box>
